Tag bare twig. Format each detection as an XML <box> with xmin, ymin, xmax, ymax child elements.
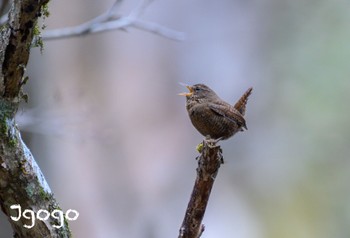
<box><xmin>178</xmin><ymin>141</ymin><xmax>223</xmax><ymax>238</ymax></box>
<box><xmin>41</xmin><ymin>0</ymin><xmax>185</xmax><ymax>41</ymax></box>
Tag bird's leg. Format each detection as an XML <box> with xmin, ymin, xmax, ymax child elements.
<box><xmin>213</xmin><ymin>137</ymin><xmax>223</xmax><ymax>143</ymax></box>
<box><xmin>205</xmin><ymin>136</ymin><xmax>222</xmax><ymax>144</ymax></box>
<box><xmin>204</xmin><ymin>136</ymin><xmax>223</xmax><ymax>148</ymax></box>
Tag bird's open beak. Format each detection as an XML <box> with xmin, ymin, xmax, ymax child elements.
<box><xmin>178</xmin><ymin>85</ymin><xmax>193</xmax><ymax>97</ymax></box>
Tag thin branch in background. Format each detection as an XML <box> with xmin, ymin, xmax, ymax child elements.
<box><xmin>41</xmin><ymin>0</ymin><xmax>185</xmax><ymax>41</ymax></box>
<box><xmin>178</xmin><ymin>141</ymin><xmax>223</xmax><ymax>238</ymax></box>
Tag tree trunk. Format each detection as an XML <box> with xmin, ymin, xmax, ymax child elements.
<box><xmin>0</xmin><ymin>1</ymin><xmax>72</xmax><ymax>237</ymax></box>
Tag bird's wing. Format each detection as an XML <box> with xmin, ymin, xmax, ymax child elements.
<box><xmin>208</xmin><ymin>103</ymin><xmax>247</xmax><ymax>129</ymax></box>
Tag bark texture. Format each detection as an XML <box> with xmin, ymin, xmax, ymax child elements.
<box><xmin>0</xmin><ymin>1</ymin><xmax>71</xmax><ymax>237</ymax></box>
<box><xmin>178</xmin><ymin>141</ymin><xmax>223</xmax><ymax>238</ymax></box>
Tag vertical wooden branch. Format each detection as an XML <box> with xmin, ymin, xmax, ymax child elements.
<box><xmin>178</xmin><ymin>141</ymin><xmax>223</xmax><ymax>238</ymax></box>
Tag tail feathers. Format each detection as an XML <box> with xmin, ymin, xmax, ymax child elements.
<box><xmin>234</xmin><ymin>87</ymin><xmax>253</xmax><ymax>116</ymax></box>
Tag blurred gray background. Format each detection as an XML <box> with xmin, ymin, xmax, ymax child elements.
<box><xmin>1</xmin><ymin>0</ymin><xmax>350</xmax><ymax>237</ymax></box>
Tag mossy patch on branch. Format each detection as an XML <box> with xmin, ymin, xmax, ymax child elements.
<box><xmin>0</xmin><ymin>99</ymin><xmax>19</xmax><ymax>147</ymax></box>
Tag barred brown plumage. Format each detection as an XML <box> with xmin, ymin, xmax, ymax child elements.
<box><xmin>179</xmin><ymin>84</ymin><xmax>252</xmax><ymax>141</ymax></box>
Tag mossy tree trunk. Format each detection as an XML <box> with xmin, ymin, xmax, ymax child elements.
<box><xmin>0</xmin><ymin>1</ymin><xmax>71</xmax><ymax>237</ymax></box>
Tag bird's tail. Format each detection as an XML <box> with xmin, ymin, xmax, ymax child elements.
<box><xmin>234</xmin><ymin>87</ymin><xmax>253</xmax><ymax>116</ymax></box>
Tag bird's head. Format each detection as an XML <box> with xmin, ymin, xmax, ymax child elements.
<box><xmin>178</xmin><ymin>84</ymin><xmax>218</xmax><ymax>101</ymax></box>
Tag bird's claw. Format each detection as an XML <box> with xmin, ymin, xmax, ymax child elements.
<box><xmin>204</xmin><ymin>136</ymin><xmax>222</xmax><ymax>148</ymax></box>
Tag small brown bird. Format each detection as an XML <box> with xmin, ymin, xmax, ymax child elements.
<box><xmin>179</xmin><ymin>84</ymin><xmax>252</xmax><ymax>141</ymax></box>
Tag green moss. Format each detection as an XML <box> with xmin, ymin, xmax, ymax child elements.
<box><xmin>38</xmin><ymin>187</ymin><xmax>52</xmax><ymax>201</ymax></box>
<box><xmin>0</xmin><ymin>101</ymin><xmax>11</xmax><ymax>137</ymax></box>
<box><xmin>31</xmin><ymin>3</ymin><xmax>50</xmax><ymax>53</ymax></box>
<box><xmin>0</xmin><ymin>99</ymin><xmax>15</xmax><ymax>118</ymax></box>
<box><xmin>196</xmin><ymin>142</ymin><xmax>204</xmax><ymax>153</ymax></box>
<box><xmin>31</xmin><ymin>1</ymin><xmax>51</xmax><ymax>53</ymax></box>
<box><xmin>0</xmin><ymin>23</ymin><xmax>8</xmax><ymax>31</ymax></box>
<box><xmin>46</xmin><ymin>199</ymin><xmax>72</xmax><ymax>236</ymax></box>
<box><xmin>21</xmin><ymin>93</ymin><xmax>29</xmax><ymax>103</ymax></box>
<box><xmin>1</xmin><ymin>115</ymin><xmax>8</xmax><ymax>135</ymax></box>
<box><xmin>9</xmin><ymin>137</ymin><xmax>18</xmax><ymax>147</ymax></box>
<box><xmin>33</xmin><ymin>23</ymin><xmax>41</xmax><ymax>36</ymax></box>
<box><xmin>0</xmin><ymin>112</ymin><xmax>17</xmax><ymax>148</ymax></box>
<box><xmin>41</xmin><ymin>3</ymin><xmax>50</xmax><ymax>18</ymax></box>
<box><xmin>20</xmin><ymin>76</ymin><xmax>29</xmax><ymax>86</ymax></box>
<box><xmin>32</xmin><ymin>36</ymin><xmax>44</xmax><ymax>52</ymax></box>
<box><xmin>48</xmin><ymin>202</ymin><xmax>62</xmax><ymax>214</ymax></box>
<box><xmin>0</xmin><ymin>115</ymin><xmax>18</xmax><ymax>148</ymax></box>
<box><xmin>32</xmin><ymin>23</ymin><xmax>44</xmax><ymax>53</ymax></box>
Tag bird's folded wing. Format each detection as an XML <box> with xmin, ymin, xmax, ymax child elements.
<box><xmin>208</xmin><ymin>103</ymin><xmax>247</xmax><ymax>129</ymax></box>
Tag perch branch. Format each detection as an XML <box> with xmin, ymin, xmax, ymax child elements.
<box><xmin>41</xmin><ymin>0</ymin><xmax>185</xmax><ymax>41</ymax></box>
<box><xmin>178</xmin><ymin>141</ymin><xmax>223</xmax><ymax>238</ymax></box>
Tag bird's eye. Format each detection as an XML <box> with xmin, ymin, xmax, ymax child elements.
<box><xmin>194</xmin><ymin>87</ymin><xmax>201</xmax><ymax>92</ymax></box>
